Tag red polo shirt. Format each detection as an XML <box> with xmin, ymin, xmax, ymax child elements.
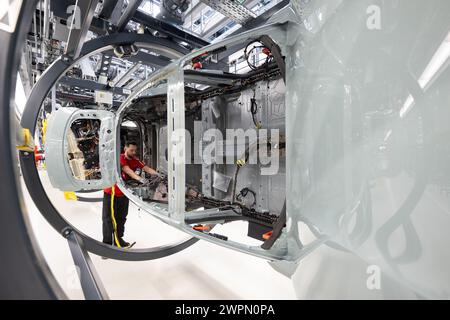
<box><xmin>104</xmin><ymin>153</ymin><xmax>145</xmax><ymax>197</ymax></box>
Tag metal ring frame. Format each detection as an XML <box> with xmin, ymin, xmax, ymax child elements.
<box><xmin>0</xmin><ymin>0</ymin><xmax>66</xmax><ymax>298</ymax></box>
<box><xmin>18</xmin><ymin>27</ymin><xmax>200</xmax><ymax>261</ymax></box>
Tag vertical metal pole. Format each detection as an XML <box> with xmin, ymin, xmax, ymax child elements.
<box><xmin>43</xmin><ymin>0</ymin><xmax>49</xmax><ymax>40</ymax></box>
<box><xmin>39</xmin><ymin>0</ymin><xmax>43</xmax><ymax>57</ymax></box>
<box><xmin>167</xmin><ymin>67</ymin><xmax>186</xmax><ymax>219</ymax></box>
<box><xmin>51</xmin><ymin>86</ymin><xmax>56</xmax><ymax>112</ymax></box>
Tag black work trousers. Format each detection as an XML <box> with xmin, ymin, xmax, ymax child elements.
<box><xmin>102</xmin><ymin>192</ymin><xmax>129</xmax><ymax>245</ymax></box>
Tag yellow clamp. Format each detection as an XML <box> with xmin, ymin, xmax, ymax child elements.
<box><xmin>16</xmin><ymin>128</ymin><xmax>34</xmax><ymax>152</ymax></box>
<box><xmin>236</xmin><ymin>159</ymin><xmax>246</xmax><ymax>167</ymax></box>
<box><xmin>64</xmin><ymin>191</ymin><xmax>78</xmax><ymax>201</ymax></box>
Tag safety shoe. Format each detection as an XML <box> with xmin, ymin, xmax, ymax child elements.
<box><xmin>118</xmin><ymin>237</ymin><xmax>131</xmax><ymax>248</ymax></box>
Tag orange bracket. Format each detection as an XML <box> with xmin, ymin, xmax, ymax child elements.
<box><xmin>193</xmin><ymin>225</ymin><xmax>211</xmax><ymax>232</ymax></box>
<box><xmin>262</xmin><ymin>231</ymin><xmax>273</xmax><ymax>240</ymax></box>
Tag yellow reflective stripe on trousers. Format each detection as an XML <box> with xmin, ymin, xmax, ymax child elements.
<box><xmin>110</xmin><ymin>186</ymin><xmax>122</xmax><ymax>248</ymax></box>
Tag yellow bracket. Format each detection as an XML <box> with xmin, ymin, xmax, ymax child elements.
<box><xmin>236</xmin><ymin>159</ymin><xmax>246</xmax><ymax>167</ymax></box>
<box><xmin>63</xmin><ymin>191</ymin><xmax>78</xmax><ymax>201</ymax></box>
<box><xmin>16</xmin><ymin>128</ymin><xmax>34</xmax><ymax>152</ymax></box>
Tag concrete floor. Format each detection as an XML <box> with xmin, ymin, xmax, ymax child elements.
<box><xmin>20</xmin><ymin>170</ymin><xmax>297</xmax><ymax>300</ymax></box>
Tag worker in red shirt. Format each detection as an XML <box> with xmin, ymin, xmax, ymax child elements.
<box><xmin>102</xmin><ymin>141</ymin><xmax>158</xmax><ymax>248</ymax></box>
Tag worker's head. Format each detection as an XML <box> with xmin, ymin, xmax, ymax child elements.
<box><xmin>124</xmin><ymin>141</ymin><xmax>138</xmax><ymax>158</ymax></box>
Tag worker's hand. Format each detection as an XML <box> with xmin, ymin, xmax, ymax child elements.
<box><xmin>186</xmin><ymin>188</ymin><xmax>199</xmax><ymax>199</ymax></box>
<box><xmin>157</xmin><ymin>170</ymin><xmax>167</xmax><ymax>180</ymax></box>
<box><xmin>138</xmin><ymin>177</ymin><xmax>149</xmax><ymax>185</ymax></box>
<box><xmin>149</xmin><ymin>174</ymin><xmax>161</xmax><ymax>181</ymax></box>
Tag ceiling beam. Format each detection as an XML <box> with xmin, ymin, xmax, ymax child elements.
<box><xmin>199</xmin><ymin>0</ymin><xmax>256</xmax><ymax>24</ymax></box>
<box><xmin>65</xmin><ymin>0</ymin><xmax>100</xmax><ymax>59</ymax></box>
<box><xmin>183</xmin><ymin>0</ymin><xmax>208</xmax><ymax>29</ymax></box>
<box><xmin>59</xmin><ymin>76</ymin><xmax>130</xmax><ymax>96</ymax></box>
<box><xmin>117</xmin><ymin>0</ymin><xmax>145</xmax><ymax>32</ymax></box>
<box><xmin>132</xmin><ymin>9</ymin><xmax>210</xmax><ymax>48</ymax></box>
<box><xmin>215</xmin><ymin>0</ymin><xmax>290</xmax><ymax>65</ymax></box>
<box><xmin>99</xmin><ymin>0</ymin><xmax>120</xmax><ymax>20</ymax></box>
<box><xmin>234</xmin><ymin>0</ymin><xmax>290</xmax><ymax>33</ymax></box>
<box><xmin>112</xmin><ymin>63</ymin><xmax>142</xmax><ymax>87</ymax></box>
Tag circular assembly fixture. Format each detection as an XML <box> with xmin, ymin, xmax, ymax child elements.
<box><xmin>15</xmin><ymin>6</ymin><xmax>199</xmax><ymax>261</ymax></box>
<box><xmin>0</xmin><ymin>0</ymin><xmax>64</xmax><ymax>298</ymax></box>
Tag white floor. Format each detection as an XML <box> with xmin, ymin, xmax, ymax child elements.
<box><xmin>21</xmin><ymin>170</ymin><xmax>297</xmax><ymax>300</ymax></box>
<box><xmin>21</xmin><ymin>169</ymin><xmax>420</xmax><ymax>300</ymax></box>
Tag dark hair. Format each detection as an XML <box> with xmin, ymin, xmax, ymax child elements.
<box><xmin>125</xmin><ymin>141</ymin><xmax>138</xmax><ymax>147</ymax></box>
